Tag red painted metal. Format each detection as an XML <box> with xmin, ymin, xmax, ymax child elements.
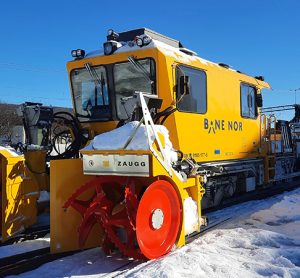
<box><xmin>125</xmin><ymin>179</ymin><xmax>139</xmax><ymax>230</ymax></box>
<box><xmin>136</xmin><ymin>180</ymin><xmax>181</xmax><ymax>259</ymax></box>
<box><xmin>63</xmin><ymin>176</ymin><xmax>144</xmax><ymax>260</ymax></box>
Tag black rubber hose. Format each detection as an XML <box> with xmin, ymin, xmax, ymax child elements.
<box><xmin>47</xmin><ymin>112</ymin><xmax>87</xmax><ymax>160</ymax></box>
<box><xmin>154</xmin><ymin>106</ymin><xmax>175</xmax><ymax>124</ymax></box>
<box><xmin>161</xmin><ymin>108</ymin><xmax>177</xmax><ymax>124</ymax></box>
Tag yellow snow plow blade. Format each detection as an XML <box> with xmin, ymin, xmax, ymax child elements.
<box><xmin>50</xmin><ymin>158</ymin><xmax>103</xmax><ymax>253</ymax></box>
<box><xmin>0</xmin><ymin>147</ymin><xmax>39</xmax><ymax>242</ymax></box>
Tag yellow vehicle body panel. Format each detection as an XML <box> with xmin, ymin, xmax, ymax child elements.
<box><xmin>0</xmin><ymin>148</ymin><xmax>39</xmax><ymax>242</ymax></box>
<box><xmin>50</xmin><ymin>158</ymin><xmax>102</xmax><ymax>253</ymax></box>
<box><xmin>155</xmin><ymin>48</ymin><xmax>270</xmax><ymax>162</ymax></box>
<box><xmin>24</xmin><ymin>150</ymin><xmax>49</xmax><ymax>191</ymax></box>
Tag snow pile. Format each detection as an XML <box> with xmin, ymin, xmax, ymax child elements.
<box><xmin>84</xmin><ymin>38</ymin><xmax>218</xmax><ymax>70</ymax></box>
<box><xmin>184</xmin><ymin>197</ymin><xmax>199</xmax><ymax>235</ymax></box>
<box><xmin>37</xmin><ymin>191</ymin><xmax>50</xmax><ymax>203</ymax></box>
<box><xmin>85</xmin><ymin>121</ymin><xmax>178</xmax><ymax>164</ymax></box>
<box><xmin>0</xmin><ymin>146</ymin><xmax>21</xmax><ymax>157</ymax></box>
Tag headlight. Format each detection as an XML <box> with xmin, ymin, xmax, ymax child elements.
<box><xmin>106</xmin><ymin>29</ymin><xmax>119</xmax><ymax>41</ymax></box>
<box><xmin>71</xmin><ymin>49</ymin><xmax>85</xmax><ymax>59</ymax></box>
<box><xmin>103</xmin><ymin>41</ymin><xmax>119</xmax><ymax>55</ymax></box>
<box><xmin>136</xmin><ymin>37</ymin><xmax>143</xmax><ymax>47</ymax></box>
<box><xmin>135</xmin><ymin>35</ymin><xmax>152</xmax><ymax>47</ymax></box>
<box><xmin>142</xmin><ymin>35</ymin><xmax>152</xmax><ymax>46</ymax></box>
<box><xmin>107</xmin><ymin>29</ymin><xmax>114</xmax><ymax>36</ymax></box>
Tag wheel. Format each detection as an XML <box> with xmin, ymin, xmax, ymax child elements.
<box><xmin>136</xmin><ymin>180</ymin><xmax>181</xmax><ymax>259</ymax></box>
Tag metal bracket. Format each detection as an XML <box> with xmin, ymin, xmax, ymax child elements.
<box><xmin>138</xmin><ymin>92</ymin><xmax>174</xmax><ymax>177</ymax></box>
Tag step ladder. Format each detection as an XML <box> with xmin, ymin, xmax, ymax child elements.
<box><xmin>262</xmin><ymin>116</ymin><xmax>295</xmax><ymax>183</ymax></box>
<box><xmin>264</xmin><ymin>115</ymin><xmax>277</xmax><ymax>182</ymax></box>
<box><xmin>265</xmin><ymin>155</ymin><xmax>276</xmax><ymax>182</ymax></box>
<box><xmin>277</xmin><ymin>120</ymin><xmax>293</xmax><ymax>153</ymax></box>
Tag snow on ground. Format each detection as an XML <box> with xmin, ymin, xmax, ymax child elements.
<box><xmin>7</xmin><ymin>188</ymin><xmax>300</xmax><ymax>278</ymax></box>
<box><xmin>0</xmin><ymin>213</ymin><xmax>50</xmax><ymax>258</ymax></box>
<box><xmin>123</xmin><ymin>188</ymin><xmax>300</xmax><ymax>278</ymax></box>
<box><xmin>0</xmin><ymin>236</ymin><xmax>50</xmax><ymax>259</ymax></box>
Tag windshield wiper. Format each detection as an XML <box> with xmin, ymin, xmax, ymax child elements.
<box><xmin>84</xmin><ymin>63</ymin><xmax>106</xmax><ymax>105</ymax></box>
<box><xmin>127</xmin><ymin>56</ymin><xmax>154</xmax><ymax>86</ymax></box>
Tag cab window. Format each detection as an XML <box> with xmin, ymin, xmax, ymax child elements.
<box><xmin>241</xmin><ymin>84</ymin><xmax>257</xmax><ymax>119</ymax></box>
<box><xmin>176</xmin><ymin>66</ymin><xmax>207</xmax><ymax>114</ymax></box>
<box><xmin>71</xmin><ymin>66</ymin><xmax>110</xmax><ymax>121</ymax></box>
<box><xmin>114</xmin><ymin>59</ymin><xmax>156</xmax><ymax>120</ymax></box>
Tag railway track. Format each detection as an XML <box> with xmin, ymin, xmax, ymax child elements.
<box><xmin>0</xmin><ymin>225</ymin><xmax>50</xmax><ymax>247</ymax></box>
<box><xmin>0</xmin><ymin>180</ymin><xmax>299</xmax><ymax>277</ymax></box>
<box><xmin>0</xmin><ymin>247</ymin><xmax>77</xmax><ymax>278</ymax></box>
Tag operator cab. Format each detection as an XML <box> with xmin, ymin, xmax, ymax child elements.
<box><xmin>68</xmin><ymin>29</ymin><xmax>165</xmax><ymax>124</ymax></box>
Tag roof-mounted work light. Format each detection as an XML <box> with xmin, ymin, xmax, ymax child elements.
<box><xmin>107</xmin><ymin>29</ymin><xmax>119</xmax><ymax>41</ymax></box>
<box><xmin>71</xmin><ymin>49</ymin><xmax>85</xmax><ymax>59</ymax></box>
<box><xmin>103</xmin><ymin>41</ymin><xmax>120</xmax><ymax>55</ymax></box>
<box><xmin>142</xmin><ymin>35</ymin><xmax>152</xmax><ymax>46</ymax></box>
<box><xmin>136</xmin><ymin>37</ymin><xmax>143</xmax><ymax>47</ymax></box>
<box><xmin>135</xmin><ymin>35</ymin><xmax>152</xmax><ymax>47</ymax></box>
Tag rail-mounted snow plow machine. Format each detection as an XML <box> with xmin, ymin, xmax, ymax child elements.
<box><xmin>49</xmin><ymin>28</ymin><xmax>274</xmax><ymax>259</ymax></box>
<box><xmin>2</xmin><ymin>28</ymin><xmax>300</xmax><ymax>260</ymax></box>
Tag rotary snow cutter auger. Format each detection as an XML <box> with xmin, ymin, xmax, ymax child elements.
<box><xmin>63</xmin><ymin>176</ymin><xmax>145</xmax><ymax>259</ymax></box>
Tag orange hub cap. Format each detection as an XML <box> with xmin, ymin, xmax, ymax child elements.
<box><xmin>136</xmin><ymin>180</ymin><xmax>181</xmax><ymax>259</ymax></box>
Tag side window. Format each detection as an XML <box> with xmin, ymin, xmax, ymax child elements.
<box><xmin>176</xmin><ymin>66</ymin><xmax>207</xmax><ymax>114</ymax></box>
<box><xmin>241</xmin><ymin>84</ymin><xmax>257</xmax><ymax>119</ymax></box>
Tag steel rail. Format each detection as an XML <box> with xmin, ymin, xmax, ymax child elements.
<box><xmin>0</xmin><ymin>247</ymin><xmax>77</xmax><ymax>278</ymax></box>
<box><xmin>0</xmin><ymin>225</ymin><xmax>50</xmax><ymax>247</ymax></box>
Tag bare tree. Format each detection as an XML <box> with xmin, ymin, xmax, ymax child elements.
<box><xmin>0</xmin><ymin>102</ymin><xmax>22</xmax><ymax>143</ymax></box>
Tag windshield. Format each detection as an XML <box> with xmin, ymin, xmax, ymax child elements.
<box><xmin>71</xmin><ymin>66</ymin><xmax>110</xmax><ymax>122</ymax></box>
<box><xmin>70</xmin><ymin>58</ymin><xmax>156</xmax><ymax>122</ymax></box>
<box><xmin>114</xmin><ymin>59</ymin><xmax>155</xmax><ymax>119</ymax></box>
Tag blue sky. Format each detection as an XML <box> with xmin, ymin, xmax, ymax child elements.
<box><xmin>0</xmin><ymin>0</ymin><xmax>299</xmax><ymax>118</ymax></box>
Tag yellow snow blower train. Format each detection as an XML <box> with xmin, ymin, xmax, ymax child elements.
<box><xmin>1</xmin><ymin>28</ymin><xmax>299</xmax><ymax>259</ymax></box>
